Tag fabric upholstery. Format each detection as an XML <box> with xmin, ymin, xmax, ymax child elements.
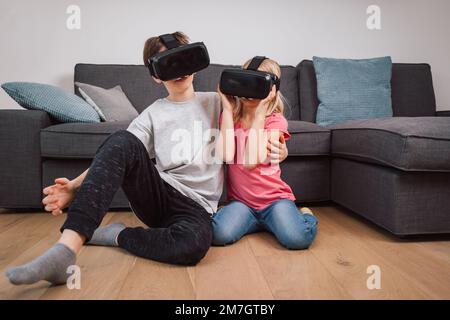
<box><xmin>41</xmin><ymin>120</ymin><xmax>131</xmax><ymax>158</ymax></box>
<box><xmin>74</xmin><ymin>64</ymin><xmax>167</xmax><ymax>114</ymax></box>
<box><xmin>75</xmin><ymin>82</ymin><xmax>139</xmax><ymax>122</ymax></box>
<box><xmin>287</xmin><ymin>121</ymin><xmax>330</xmax><ymax>156</ymax></box>
<box><xmin>0</xmin><ymin>110</ymin><xmax>53</xmax><ymax>208</ymax></box>
<box><xmin>329</xmin><ymin>117</ymin><xmax>450</xmax><ymax>172</ymax></box>
<box><xmin>332</xmin><ymin>158</ymin><xmax>450</xmax><ymax>235</ymax></box>
<box><xmin>313</xmin><ymin>56</ymin><xmax>393</xmax><ymax>126</ymax></box>
<box><xmin>297</xmin><ymin>60</ymin><xmax>437</xmax><ymax>122</ymax></box>
<box><xmin>1</xmin><ymin>82</ymin><xmax>100</xmax><ymax>123</ymax></box>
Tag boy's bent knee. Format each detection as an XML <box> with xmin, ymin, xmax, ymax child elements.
<box><xmin>105</xmin><ymin>130</ymin><xmax>138</xmax><ymax>146</ymax></box>
<box><xmin>177</xmin><ymin>239</ymin><xmax>210</xmax><ymax>265</ymax></box>
<box><xmin>99</xmin><ymin>130</ymin><xmax>145</xmax><ymax>157</ymax></box>
<box><xmin>172</xmin><ymin>224</ymin><xmax>212</xmax><ymax>265</ymax></box>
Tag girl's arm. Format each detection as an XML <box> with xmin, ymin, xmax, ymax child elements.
<box><xmin>244</xmin><ymin>87</ymin><xmax>277</xmax><ymax>169</ymax></box>
<box><xmin>216</xmin><ymin>91</ymin><xmax>236</xmax><ymax>163</ymax></box>
<box><xmin>244</xmin><ymin>113</ymin><xmax>268</xmax><ymax>169</ymax></box>
<box><xmin>245</xmin><ymin>126</ymin><xmax>284</xmax><ymax>169</ymax></box>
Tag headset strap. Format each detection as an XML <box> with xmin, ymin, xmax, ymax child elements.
<box><xmin>273</xmin><ymin>75</ymin><xmax>281</xmax><ymax>91</ymax></box>
<box><xmin>247</xmin><ymin>56</ymin><xmax>281</xmax><ymax>91</ymax></box>
<box><xmin>159</xmin><ymin>33</ymin><xmax>180</xmax><ymax>49</ymax></box>
<box><xmin>246</xmin><ymin>56</ymin><xmax>267</xmax><ymax>71</ymax></box>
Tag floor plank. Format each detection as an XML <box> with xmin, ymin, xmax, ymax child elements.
<box><xmin>116</xmin><ymin>213</ymin><xmax>196</xmax><ymax>300</ymax></box>
<box><xmin>119</xmin><ymin>259</ymin><xmax>195</xmax><ymax>300</ymax></box>
<box><xmin>0</xmin><ymin>213</ymin><xmax>28</xmax><ymax>233</ymax></box>
<box><xmin>317</xmin><ymin>206</ymin><xmax>450</xmax><ymax>299</ymax></box>
<box><xmin>0</xmin><ymin>214</ymin><xmax>63</xmax><ymax>271</ymax></box>
<box><xmin>188</xmin><ymin>238</ymin><xmax>274</xmax><ymax>300</ymax></box>
<box><xmin>311</xmin><ymin>208</ymin><xmax>436</xmax><ymax>299</ymax></box>
<box><xmin>248</xmin><ymin>232</ymin><xmax>352</xmax><ymax>299</ymax></box>
<box><xmin>416</xmin><ymin>240</ymin><xmax>450</xmax><ymax>265</ymax></box>
<box><xmin>0</xmin><ymin>215</ymin><xmax>65</xmax><ymax>300</ymax></box>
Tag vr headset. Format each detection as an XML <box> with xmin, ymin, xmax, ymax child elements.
<box><xmin>219</xmin><ymin>56</ymin><xmax>280</xmax><ymax>99</ymax></box>
<box><xmin>148</xmin><ymin>33</ymin><xmax>210</xmax><ymax>81</ymax></box>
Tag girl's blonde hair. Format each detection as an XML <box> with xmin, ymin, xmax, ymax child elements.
<box><xmin>233</xmin><ymin>58</ymin><xmax>285</xmax><ymax>123</ymax></box>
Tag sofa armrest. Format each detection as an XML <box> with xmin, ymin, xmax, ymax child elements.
<box><xmin>436</xmin><ymin>110</ymin><xmax>450</xmax><ymax>117</ymax></box>
<box><xmin>0</xmin><ymin>110</ymin><xmax>54</xmax><ymax>208</ymax></box>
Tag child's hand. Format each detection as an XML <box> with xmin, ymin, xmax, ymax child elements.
<box><xmin>217</xmin><ymin>86</ymin><xmax>235</xmax><ymax>113</ymax></box>
<box><xmin>42</xmin><ymin>178</ymin><xmax>77</xmax><ymax>216</ymax></box>
<box><xmin>267</xmin><ymin>134</ymin><xmax>288</xmax><ymax>164</ymax></box>
<box><xmin>256</xmin><ymin>85</ymin><xmax>277</xmax><ymax>118</ymax></box>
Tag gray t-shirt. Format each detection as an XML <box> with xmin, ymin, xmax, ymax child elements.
<box><xmin>126</xmin><ymin>92</ymin><xmax>223</xmax><ymax>214</ymax></box>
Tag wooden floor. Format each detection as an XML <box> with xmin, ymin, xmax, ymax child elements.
<box><xmin>0</xmin><ymin>205</ymin><xmax>449</xmax><ymax>300</ymax></box>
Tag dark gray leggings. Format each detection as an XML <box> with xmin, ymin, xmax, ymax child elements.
<box><xmin>61</xmin><ymin>130</ymin><xmax>212</xmax><ymax>265</ymax></box>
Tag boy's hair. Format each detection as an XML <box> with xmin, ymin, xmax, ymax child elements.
<box><xmin>143</xmin><ymin>31</ymin><xmax>190</xmax><ymax>68</ymax></box>
<box><xmin>233</xmin><ymin>58</ymin><xmax>285</xmax><ymax>123</ymax></box>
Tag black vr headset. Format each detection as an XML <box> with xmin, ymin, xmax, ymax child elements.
<box><xmin>148</xmin><ymin>33</ymin><xmax>210</xmax><ymax>81</ymax></box>
<box><xmin>219</xmin><ymin>56</ymin><xmax>281</xmax><ymax>99</ymax></box>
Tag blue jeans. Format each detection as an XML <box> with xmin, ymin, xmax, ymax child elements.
<box><xmin>212</xmin><ymin>199</ymin><xmax>318</xmax><ymax>249</ymax></box>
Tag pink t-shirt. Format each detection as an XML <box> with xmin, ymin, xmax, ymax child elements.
<box><xmin>226</xmin><ymin>112</ymin><xmax>296</xmax><ymax>210</ymax></box>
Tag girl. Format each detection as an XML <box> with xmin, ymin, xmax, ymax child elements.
<box><xmin>213</xmin><ymin>58</ymin><xmax>318</xmax><ymax>249</ymax></box>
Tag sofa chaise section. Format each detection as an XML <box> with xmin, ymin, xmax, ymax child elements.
<box><xmin>329</xmin><ymin>117</ymin><xmax>450</xmax><ymax>172</ymax></box>
<box><xmin>297</xmin><ymin>59</ymin><xmax>450</xmax><ymax>235</ymax></box>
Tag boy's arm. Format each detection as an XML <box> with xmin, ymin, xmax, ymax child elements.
<box><xmin>42</xmin><ymin>168</ymin><xmax>88</xmax><ymax>216</ymax></box>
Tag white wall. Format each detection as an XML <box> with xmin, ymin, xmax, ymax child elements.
<box><xmin>1</xmin><ymin>0</ymin><xmax>449</xmax><ymax>110</ymax></box>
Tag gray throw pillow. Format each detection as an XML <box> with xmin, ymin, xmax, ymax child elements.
<box><xmin>75</xmin><ymin>82</ymin><xmax>139</xmax><ymax>122</ymax></box>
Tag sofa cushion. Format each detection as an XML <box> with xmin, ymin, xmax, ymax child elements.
<box><xmin>287</xmin><ymin>121</ymin><xmax>330</xmax><ymax>156</ymax></box>
<box><xmin>75</xmin><ymin>82</ymin><xmax>139</xmax><ymax>122</ymax></box>
<box><xmin>1</xmin><ymin>82</ymin><xmax>101</xmax><ymax>123</ymax></box>
<box><xmin>329</xmin><ymin>117</ymin><xmax>450</xmax><ymax>171</ymax></box>
<box><xmin>297</xmin><ymin>60</ymin><xmax>437</xmax><ymax>122</ymax></box>
<box><xmin>194</xmin><ymin>64</ymin><xmax>300</xmax><ymax>120</ymax></box>
<box><xmin>74</xmin><ymin>64</ymin><xmax>167</xmax><ymax>114</ymax></box>
<box><xmin>41</xmin><ymin>120</ymin><xmax>131</xmax><ymax>158</ymax></box>
<box><xmin>312</xmin><ymin>56</ymin><xmax>393</xmax><ymax>126</ymax></box>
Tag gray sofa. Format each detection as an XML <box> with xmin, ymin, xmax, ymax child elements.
<box><xmin>1</xmin><ymin>61</ymin><xmax>449</xmax><ymax>236</ymax></box>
